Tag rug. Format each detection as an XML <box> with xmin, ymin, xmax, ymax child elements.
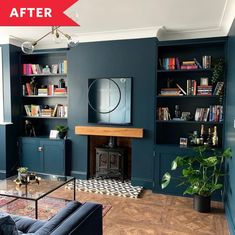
<box><xmin>0</xmin><ymin>196</ymin><xmax>111</xmax><ymax>220</ymax></box>
<box><xmin>66</xmin><ymin>178</ymin><xmax>143</xmax><ymax>199</ymax></box>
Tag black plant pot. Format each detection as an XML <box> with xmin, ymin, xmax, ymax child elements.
<box><xmin>58</xmin><ymin>132</ymin><xmax>66</xmax><ymax>139</ymax></box>
<box><xmin>193</xmin><ymin>194</ymin><xmax>211</xmax><ymax>213</ymax></box>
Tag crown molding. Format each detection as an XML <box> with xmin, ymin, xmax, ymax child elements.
<box><xmin>75</xmin><ymin>27</ymin><xmax>160</xmax><ymax>43</ymax></box>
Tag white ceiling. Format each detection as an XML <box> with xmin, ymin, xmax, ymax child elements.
<box><xmin>1</xmin><ymin>0</ymin><xmax>235</xmax><ymax>48</ymax></box>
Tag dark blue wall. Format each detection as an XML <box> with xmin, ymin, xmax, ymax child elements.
<box><xmin>0</xmin><ymin>44</ymin><xmax>21</xmax><ymax>178</ymax></box>
<box><xmin>68</xmin><ymin>38</ymin><xmax>156</xmax><ymax>187</ymax></box>
<box><xmin>225</xmin><ymin>18</ymin><xmax>235</xmax><ymax>235</ymax></box>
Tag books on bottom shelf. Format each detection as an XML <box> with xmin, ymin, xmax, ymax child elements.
<box><xmin>157</xmin><ymin>107</ymin><xmax>171</xmax><ymax>120</ymax></box>
<box><xmin>24</xmin><ymin>104</ymin><xmax>68</xmax><ymax>118</ymax></box>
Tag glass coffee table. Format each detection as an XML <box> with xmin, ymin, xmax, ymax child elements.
<box><xmin>0</xmin><ymin>173</ymin><xmax>76</xmax><ymax>219</ymax></box>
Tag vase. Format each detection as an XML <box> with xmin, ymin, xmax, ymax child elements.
<box><xmin>193</xmin><ymin>194</ymin><xmax>211</xmax><ymax>213</ymax></box>
<box><xmin>58</xmin><ymin>132</ymin><xmax>66</xmax><ymax>139</ymax></box>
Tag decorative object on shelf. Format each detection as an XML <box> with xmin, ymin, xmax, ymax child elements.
<box><xmin>179</xmin><ymin>138</ymin><xmax>188</xmax><ymax>148</ymax></box>
<box><xmin>167</xmin><ymin>78</ymin><xmax>176</xmax><ymax>88</ymax></box>
<box><xmin>174</xmin><ymin>105</ymin><xmax>181</xmax><ymax>118</ymax></box>
<box><xmin>42</xmin><ymin>65</ymin><xmax>51</xmax><ymax>74</ymax></box>
<box><xmin>202</xmin><ymin>55</ymin><xmax>211</xmax><ymax>69</ymax></box>
<box><xmin>200</xmin><ymin>77</ymin><xmax>209</xmax><ymax>86</ymax></box>
<box><xmin>161</xmin><ymin>146</ymin><xmax>232</xmax><ymax>212</ymax></box>
<box><xmin>24</xmin><ymin>120</ymin><xmax>36</xmax><ymax>137</ymax></box>
<box><xmin>55</xmin><ymin>125</ymin><xmax>68</xmax><ymax>139</ymax></box>
<box><xmin>59</xmin><ymin>78</ymin><xmax>66</xmax><ymax>88</ymax></box>
<box><xmin>21</xmin><ymin>26</ymin><xmax>79</xmax><ymax>54</ymax></box>
<box><xmin>181</xmin><ymin>112</ymin><xmax>191</xmax><ymax>121</ymax></box>
<box><xmin>49</xmin><ymin>130</ymin><xmax>59</xmax><ymax>139</ymax></box>
<box><xmin>212</xmin><ymin>126</ymin><xmax>218</xmax><ymax>146</ymax></box>
<box><xmin>211</xmin><ymin>58</ymin><xmax>225</xmax><ymax>84</ymax></box>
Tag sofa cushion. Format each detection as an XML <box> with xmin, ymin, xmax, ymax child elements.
<box><xmin>0</xmin><ymin>214</ymin><xmax>18</xmax><ymax>235</ymax></box>
<box><xmin>50</xmin><ymin>202</ymin><xmax>103</xmax><ymax>235</ymax></box>
<box><xmin>11</xmin><ymin>215</ymin><xmax>46</xmax><ymax>233</ymax></box>
<box><xmin>34</xmin><ymin>201</ymin><xmax>81</xmax><ymax>235</ymax></box>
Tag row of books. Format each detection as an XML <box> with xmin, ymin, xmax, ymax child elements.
<box><xmin>157</xmin><ymin>107</ymin><xmax>171</xmax><ymax>120</ymax></box>
<box><xmin>159</xmin><ymin>58</ymin><xmax>202</xmax><ymax>70</ymax></box>
<box><xmin>159</xmin><ymin>81</ymin><xmax>224</xmax><ymax>96</ymax></box>
<box><xmin>22</xmin><ymin>60</ymin><xmax>67</xmax><ymax>75</ymax></box>
<box><xmin>23</xmin><ymin>84</ymin><xmax>67</xmax><ymax>96</ymax></box>
<box><xmin>195</xmin><ymin>106</ymin><xmax>223</xmax><ymax>122</ymax></box>
<box><xmin>24</xmin><ymin>104</ymin><xmax>68</xmax><ymax>118</ymax></box>
<box><xmin>157</xmin><ymin>106</ymin><xmax>223</xmax><ymax>122</ymax></box>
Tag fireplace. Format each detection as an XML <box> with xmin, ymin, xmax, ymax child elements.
<box><xmin>95</xmin><ymin>144</ymin><xmax>127</xmax><ymax>181</ymax></box>
<box><xmin>75</xmin><ymin>126</ymin><xmax>144</xmax><ymax>180</ymax></box>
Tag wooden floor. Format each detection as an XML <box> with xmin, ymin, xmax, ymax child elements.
<box><xmin>53</xmin><ymin>188</ymin><xmax>229</xmax><ymax>235</ymax></box>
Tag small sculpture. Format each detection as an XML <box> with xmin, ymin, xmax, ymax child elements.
<box><xmin>25</xmin><ymin>120</ymin><xmax>36</xmax><ymax>137</ymax></box>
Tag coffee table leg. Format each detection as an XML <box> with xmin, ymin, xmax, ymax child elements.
<box><xmin>73</xmin><ymin>178</ymin><xmax>76</xmax><ymax>200</ymax></box>
<box><xmin>35</xmin><ymin>200</ymin><xmax>38</xmax><ymax>219</ymax></box>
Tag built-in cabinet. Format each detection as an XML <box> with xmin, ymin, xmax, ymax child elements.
<box><xmin>19</xmin><ymin>51</ymin><xmax>69</xmax><ymax>176</ymax></box>
<box><xmin>19</xmin><ymin>137</ymin><xmax>67</xmax><ymax>175</ymax></box>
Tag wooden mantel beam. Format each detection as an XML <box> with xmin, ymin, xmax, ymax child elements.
<box><xmin>75</xmin><ymin>126</ymin><xmax>144</xmax><ymax>138</ymax></box>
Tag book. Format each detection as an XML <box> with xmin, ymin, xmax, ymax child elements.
<box><xmin>52</xmin><ymin>104</ymin><xmax>58</xmax><ymax>117</ymax></box>
<box><xmin>24</xmin><ymin>105</ymin><xmax>31</xmax><ymax>116</ymax></box>
<box><xmin>213</xmin><ymin>82</ymin><xmax>224</xmax><ymax>95</ymax></box>
<box><xmin>31</xmin><ymin>105</ymin><xmax>40</xmax><ymax>117</ymax></box>
<box><xmin>176</xmin><ymin>83</ymin><xmax>186</xmax><ymax>95</ymax></box>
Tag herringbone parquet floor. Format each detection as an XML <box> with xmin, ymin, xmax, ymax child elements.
<box><xmin>51</xmin><ymin>188</ymin><xmax>229</xmax><ymax>235</ymax></box>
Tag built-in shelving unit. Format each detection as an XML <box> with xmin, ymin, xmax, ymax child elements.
<box><xmin>156</xmin><ymin>38</ymin><xmax>226</xmax><ymax>148</ymax></box>
<box><xmin>21</xmin><ymin>51</ymin><xmax>68</xmax><ymax>136</ymax></box>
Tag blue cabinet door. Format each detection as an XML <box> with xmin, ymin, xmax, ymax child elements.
<box><xmin>20</xmin><ymin>138</ymin><xmax>43</xmax><ymax>172</ymax></box>
<box><xmin>41</xmin><ymin>140</ymin><xmax>65</xmax><ymax>175</ymax></box>
<box><xmin>153</xmin><ymin>145</ymin><xmax>194</xmax><ymax>196</ymax></box>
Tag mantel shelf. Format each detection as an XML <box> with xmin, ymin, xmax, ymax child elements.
<box><xmin>75</xmin><ymin>126</ymin><xmax>144</xmax><ymax>138</ymax></box>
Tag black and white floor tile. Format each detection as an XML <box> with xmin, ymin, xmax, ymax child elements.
<box><xmin>66</xmin><ymin>178</ymin><xmax>143</xmax><ymax>199</ymax></box>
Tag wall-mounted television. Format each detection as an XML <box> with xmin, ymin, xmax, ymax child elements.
<box><xmin>88</xmin><ymin>77</ymin><xmax>132</xmax><ymax>125</ymax></box>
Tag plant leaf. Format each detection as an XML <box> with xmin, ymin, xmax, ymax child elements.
<box><xmin>161</xmin><ymin>172</ymin><xmax>171</xmax><ymax>189</ymax></box>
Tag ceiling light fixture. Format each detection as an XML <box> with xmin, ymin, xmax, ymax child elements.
<box><xmin>21</xmin><ymin>26</ymin><xmax>79</xmax><ymax>54</ymax></box>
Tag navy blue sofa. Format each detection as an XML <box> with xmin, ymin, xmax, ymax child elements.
<box><xmin>9</xmin><ymin>201</ymin><xmax>103</xmax><ymax>235</ymax></box>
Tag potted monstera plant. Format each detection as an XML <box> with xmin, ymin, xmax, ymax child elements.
<box><xmin>161</xmin><ymin>146</ymin><xmax>232</xmax><ymax>213</ymax></box>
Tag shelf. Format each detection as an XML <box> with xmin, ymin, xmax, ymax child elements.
<box><xmin>157</xmin><ymin>95</ymin><xmax>219</xmax><ymax>98</ymax></box>
<box><xmin>22</xmin><ymin>73</ymin><xmax>67</xmax><ymax>77</ymax></box>
<box><xmin>156</xmin><ymin>120</ymin><xmax>223</xmax><ymax>125</ymax></box>
<box><xmin>23</xmin><ymin>95</ymin><xmax>68</xmax><ymax>98</ymax></box>
<box><xmin>157</xmin><ymin>69</ymin><xmax>212</xmax><ymax>73</ymax></box>
<box><xmin>23</xmin><ymin>116</ymin><xmax>67</xmax><ymax>120</ymax></box>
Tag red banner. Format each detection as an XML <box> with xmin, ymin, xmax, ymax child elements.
<box><xmin>0</xmin><ymin>0</ymin><xmax>79</xmax><ymax>26</ymax></box>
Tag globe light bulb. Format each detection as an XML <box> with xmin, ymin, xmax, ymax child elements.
<box><xmin>21</xmin><ymin>41</ymin><xmax>36</xmax><ymax>54</ymax></box>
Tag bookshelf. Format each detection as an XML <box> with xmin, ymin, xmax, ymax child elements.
<box><xmin>156</xmin><ymin>38</ymin><xmax>226</xmax><ymax>148</ymax></box>
<box><xmin>21</xmin><ymin>51</ymin><xmax>68</xmax><ymax>137</ymax></box>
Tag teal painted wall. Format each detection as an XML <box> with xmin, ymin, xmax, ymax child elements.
<box><xmin>225</xmin><ymin>18</ymin><xmax>235</xmax><ymax>235</ymax></box>
<box><xmin>68</xmin><ymin>38</ymin><xmax>156</xmax><ymax>187</ymax></box>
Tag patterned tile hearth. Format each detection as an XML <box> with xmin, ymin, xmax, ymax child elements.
<box><xmin>66</xmin><ymin>178</ymin><xmax>143</xmax><ymax>199</ymax></box>
<box><xmin>0</xmin><ymin>196</ymin><xmax>111</xmax><ymax>220</ymax></box>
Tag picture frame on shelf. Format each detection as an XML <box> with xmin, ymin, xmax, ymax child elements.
<box><xmin>180</xmin><ymin>138</ymin><xmax>188</xmax><ymax>148</ymax></box>
<box><xmin>49</xmin><ymin>130</ymin><xmax>59</xmax><ymax>139</ymax></box>
<box><xmin>200</xmin><ymin>77</ymin><xmax>209</xmax><ymax>86</ymax></box>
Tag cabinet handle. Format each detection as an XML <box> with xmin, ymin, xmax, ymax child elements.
<box><xmin>38</xmin><ymin>146</ymin><xmax>43</xmax><ymax>152</ymax></box>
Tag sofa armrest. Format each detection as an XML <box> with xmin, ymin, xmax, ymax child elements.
<box><xmin>50</xmin><ymin>202</ymin><xmax>103</xmax><ymax>235</ymax></box>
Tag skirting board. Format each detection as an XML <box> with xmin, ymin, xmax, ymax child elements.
<box><xmin>70</xmin><ymin>171</ymin><xmax>87</xmax><ymax>180</ymax></box>
<box><xmin>131</xmin><ymin>177</ymin><xmax>153</xmax><ymax>189</ymax></box>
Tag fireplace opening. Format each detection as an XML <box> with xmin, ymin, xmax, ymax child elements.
<box><xmin>88</xmin><ymin>136</ymin><xmax>132</xmax><ymax>180</ymax></box>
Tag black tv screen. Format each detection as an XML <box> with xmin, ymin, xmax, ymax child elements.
<box><xmin>88</xmin><ymin>77</ymin><xmax>132</xmax><ymax>125</ymax></box>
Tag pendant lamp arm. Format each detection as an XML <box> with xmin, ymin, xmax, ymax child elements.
<box><xmin>33</xmin><ymin>26</ymin><xmax>60</xmax><ymax>45</ymax></box>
